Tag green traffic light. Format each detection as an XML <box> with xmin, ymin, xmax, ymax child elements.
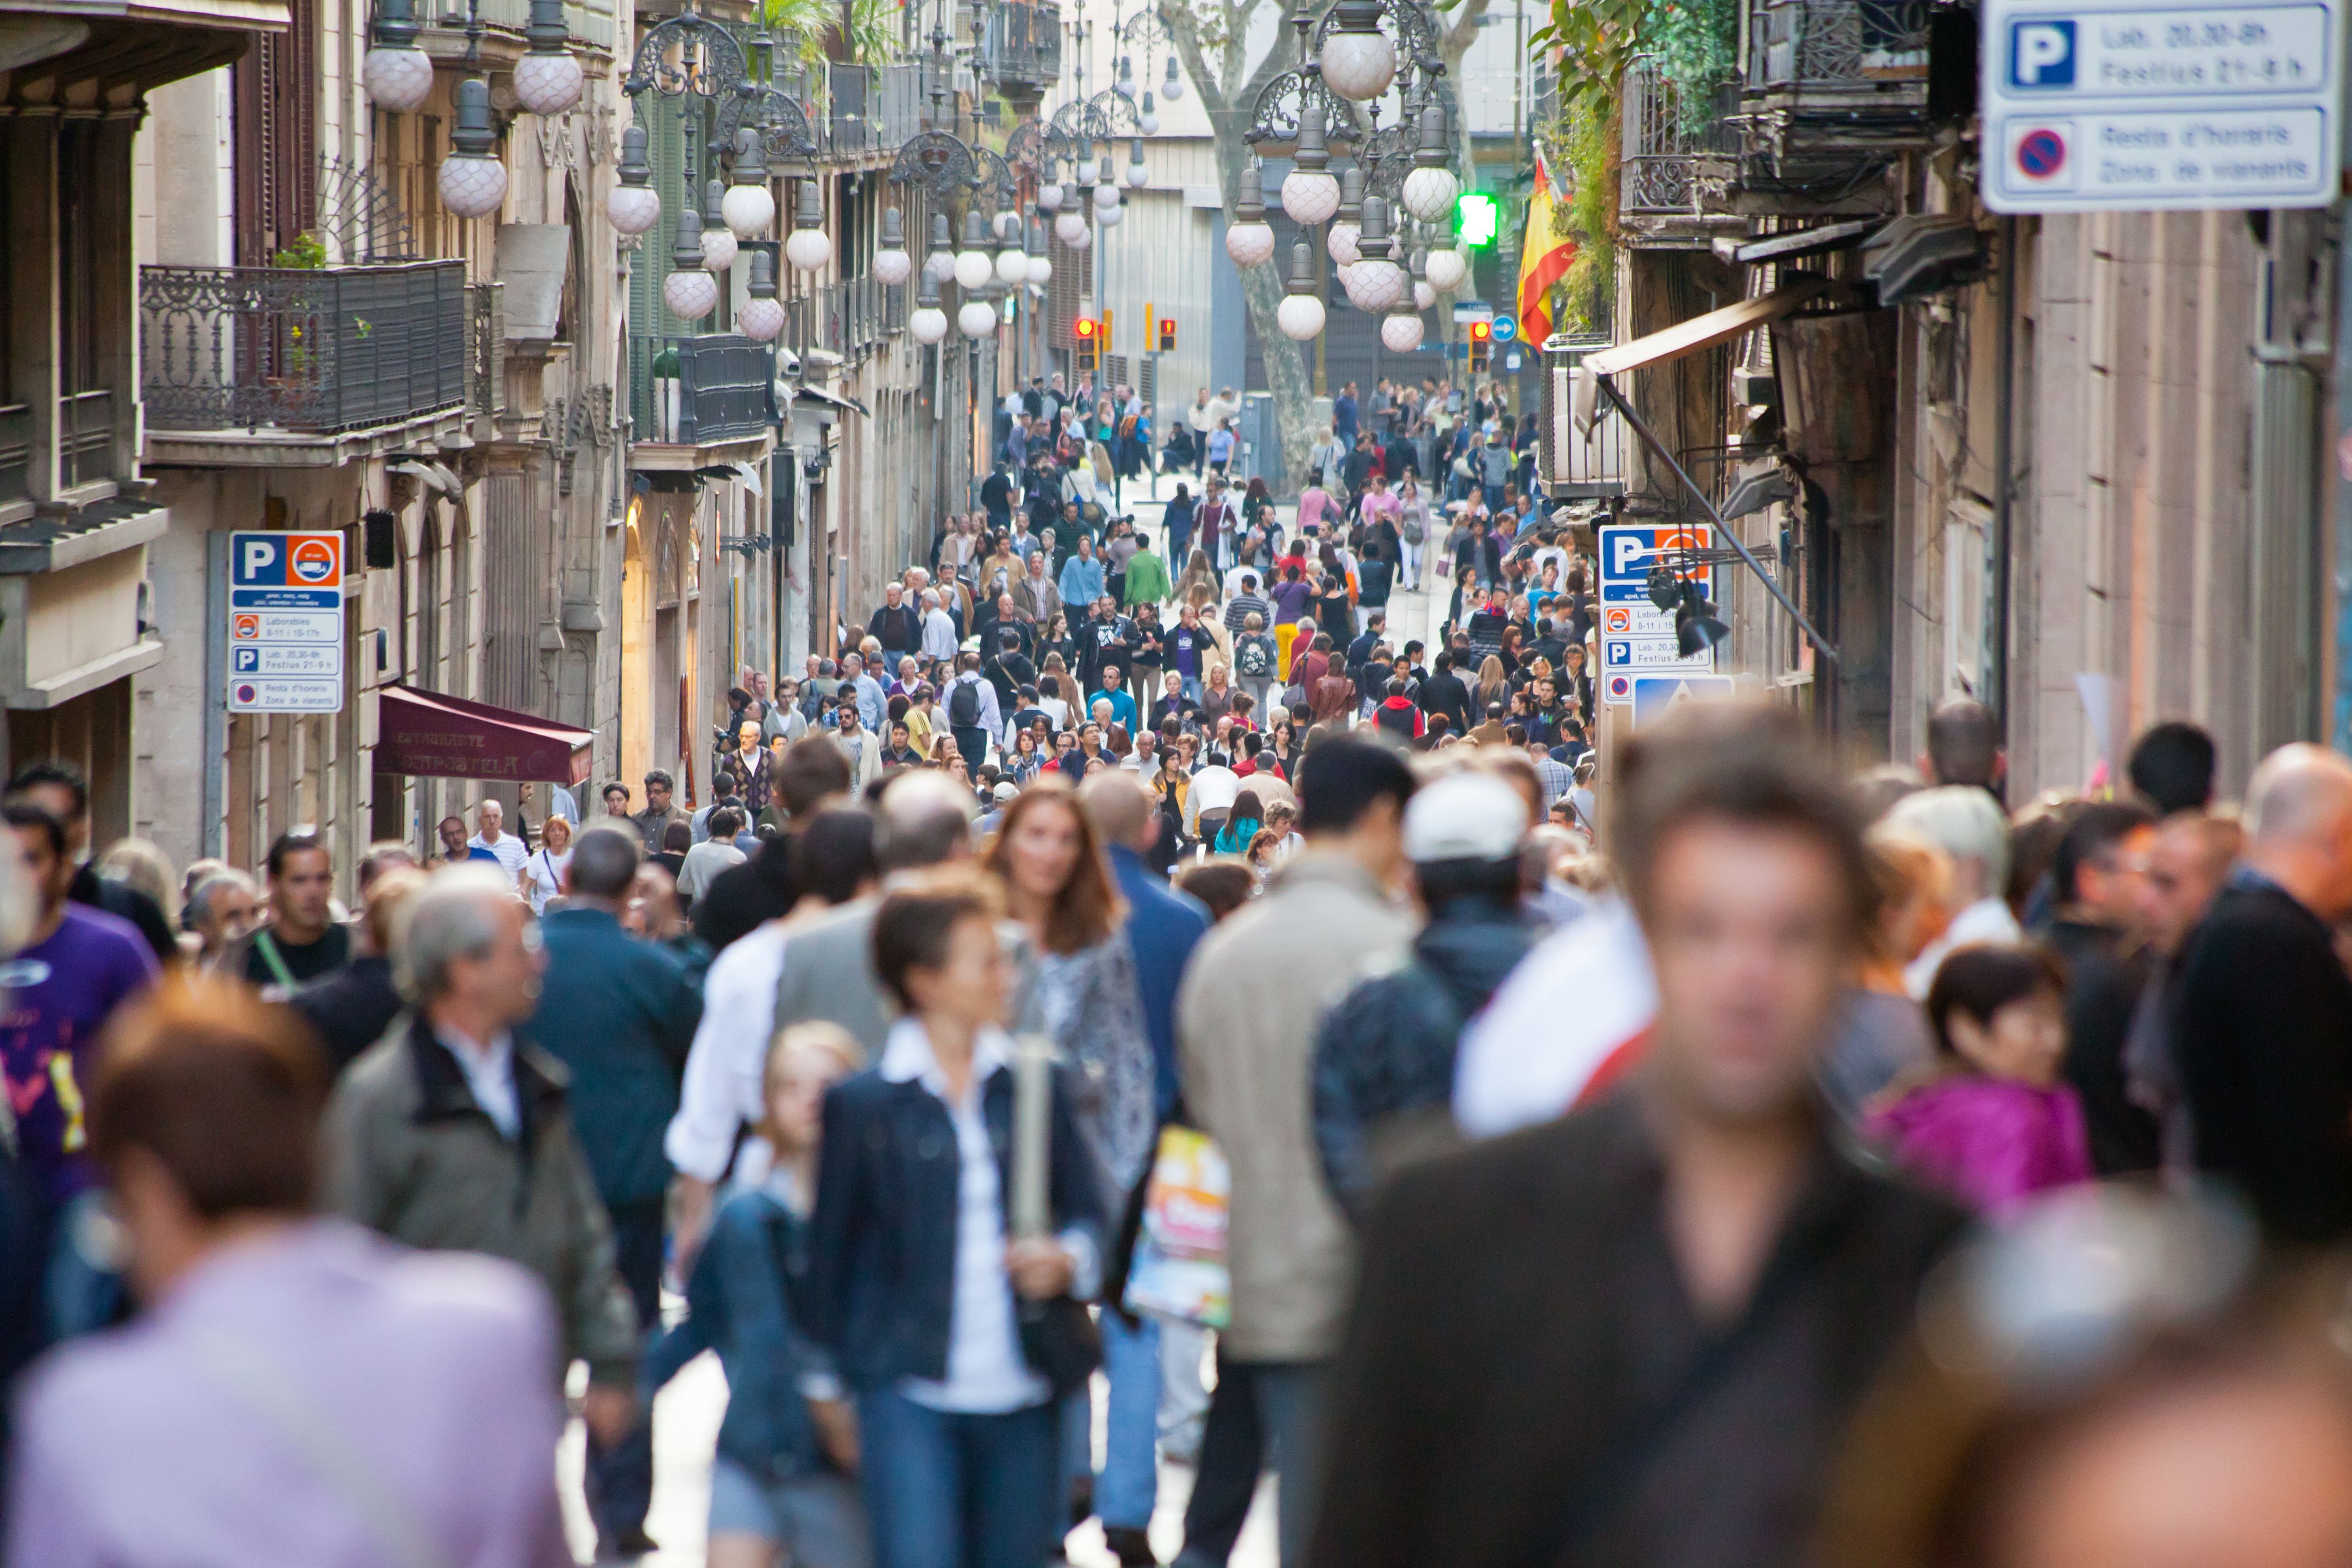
<box><xmin>1456</xmin><ymin>192</ymin><xmax>1499</xmax><ymax>247</ymax></box>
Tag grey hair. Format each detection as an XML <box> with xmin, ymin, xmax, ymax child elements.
<box><xmin>1882</xmin><ymin>785</ymin><xmax>2012</xmax><ymax>895</ymax></box>
<box><xmin>185</xmin><ymin>868</ymin><xmax>259</xmax><ymax>927</ymax></box>
<box><xmin>396</xmin><ymin>864</ymin><xmax>522</xmax><ymax>1004</ymax></box>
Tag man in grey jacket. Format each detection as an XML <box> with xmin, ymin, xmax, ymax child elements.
<box><xmin>1175</xmin><ymin>738</ymin><xmax>1419</xmax><ymax>1568</ymax></box>
<box><xmin>323</xmin><ymin>865</ymin><xmax>639</xmax><ymax>1547</ymax></box>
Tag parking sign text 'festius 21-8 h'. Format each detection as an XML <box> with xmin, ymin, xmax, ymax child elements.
<box><xmin>1981</xmin><ymin>0</ymin><xmax>2340</xmax><ymax>211</ymax></box>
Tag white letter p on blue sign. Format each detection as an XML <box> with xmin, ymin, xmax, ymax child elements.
<box><xmin>242</xmin><ymin>540</ymin><xmax>276</xmax><ymax>580</ymax></box>
<box><xmin>2010</xmin><ymin>20</ymin><xmax>2074</xmax><ymax>86</ymax></box>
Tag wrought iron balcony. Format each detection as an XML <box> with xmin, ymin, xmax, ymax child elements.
<box><xmin>981</xmin><ymin>1</ymin><xmax>1061</xmax><ymax>94</ymax></box>
<box><xmin>139</xmin><ymin>260</ymin><xmax>469</xmax><ymax>435</ymax></box>
<box><xmin>1620</xmin><ymin>62</ymin><xmax>1741</xmax><ymax>242</ymax></box>
<box><xmin>629</xmin><ymin>334</ymin><xmax>776</xmax><ymax>448</ymax></box>
<box><xmin>1742</xmin><ymin>0</ymin><xmax>1935</xmax><ymax>164</ymax></box>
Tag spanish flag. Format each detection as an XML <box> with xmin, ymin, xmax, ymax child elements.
<box><xmin>1517</xmin><ymin>150</ymin><xmax>1576</xmax><ymax>345</ymax></box>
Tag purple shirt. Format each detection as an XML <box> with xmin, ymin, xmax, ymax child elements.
<box><xmin>0</xmin><ymin>904</ymin><xmax>157</xmax><ymax>1205</ymax></box>
<box><xmin>1866</xmin><ymin>1075</ymin><xmax>2092</xmax><ymax>1216</ymax></box>
<box><xmin>6</xmin><ymin>1219</ymin><xmax>572</xmax><ymax>1568</ymax></box>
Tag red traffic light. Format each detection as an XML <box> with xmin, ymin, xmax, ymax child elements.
<box><xmin>1468</xmin><ymin>319</ymin><xmax>1492</xmax><ymax>341</ymax></box>
<box><xmin>1074</xmin><ymin>318</ymin><xmax>1099</xmax><ymax>339</ymax></box>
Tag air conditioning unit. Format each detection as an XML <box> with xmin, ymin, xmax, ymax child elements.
<box><xmin>1540</xmin><ymin>334</ymin><xmax>1626</xmax><ymax>500</ymax></box>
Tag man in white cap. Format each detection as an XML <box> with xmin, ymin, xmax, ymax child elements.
<box><xmin>1308</xmin><ymin>769</ymin><xmax>1535</xmax><ymax>1218</ymax></box>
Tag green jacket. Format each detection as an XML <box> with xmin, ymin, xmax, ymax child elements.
<box><xmin>1124</xmin><ymin>548</ymin><xmax>1174</xmax><ymax>607</ymax></box>
<box><xmin>323</xmin><ymin>1012</ymin><xmax>639</xmax><ymax>1385</ymax></box>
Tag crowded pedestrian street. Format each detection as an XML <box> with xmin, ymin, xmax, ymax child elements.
<box><xmin>13</xmin><ymin>0</ymin><xmax>2352</xmax><ymax>1561</ymax></box>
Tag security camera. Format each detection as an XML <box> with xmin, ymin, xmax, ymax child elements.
<box><xmin>774</xmin><ymin>346</ymin><xmax>802</xmax><ymax>378</ymax></box>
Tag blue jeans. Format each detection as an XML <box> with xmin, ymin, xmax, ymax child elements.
<box><xmin>1098</xmin><ymin>1311</ymin><xmax>1163</xmax><ymax>1529</ymax></box>
<box><xmin>860</xmin><ymin>1390</ymin><xmax>1061</xmax><ymax>1568</ymax></box>
<box><xmin>1481</xmin><ymin>482</ymin><xmax>1506</xmax><ymax>515</ymax></box>
<box><xmin>44</xmin><ymin>1189</ymin><xmax>123</xmax><ymax>1343</ymax></box>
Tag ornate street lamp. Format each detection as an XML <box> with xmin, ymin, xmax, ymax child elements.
<box><xmin>699</xmin><ymin>178</ymin><xmax>738</xmax><ymax>272</ymax></box>
<box><xmin>1161</xmin><ymin>56</ymin><xmax>1184</xmax><ymax>101</ymax></box>
<box><xmin>959</xmin><ymin>288</ymin><xmax>1001</xmax><ymax>340</ymax></box>
<box><xmin>1344</xmin><ymin>195</ymin><xmax>1407</xmax><ymax>312</ymax></box>
<box><xmin>1319</xmin><ymin>0</ymin><xmax>1397</xmax><ymax>102</ymax></box>
<box><xmin>721</xmin><ymin>127</ymin><xmax>776</xmax><ymax>240</ymax></box>
<box><xmin>1399</xmin><ymin>102</ymin><xmax>1460</xmax><ymax>223</ymax></box>
<box><xmin>1056</xmin><ymin>209</ymin><xmax>1092</xmax><ymax>249</ymax></box>
<box><xmin>362</xmin><ymin>0</ymin><xmax>433</xmax><ymax>111</ymax></box>
<box><xmin>874</xmin><ymin>206</ymin><xmax>914</xmax><ymax>286</ymax></box>
<box><xmin>910</xmin><ymin>268</ymin><xmax>950</xmax><ymax>345</ymax></box>
<box><xmin>1280</xmin><ymin>99</ymin><xmax>1340</xmax><ymax>226</ymax></box>
<box><xmin>784</xmin><ymin>178</ymin><xmax>832</xmax><ymax>271</ymax></box>
<box><xmin>1424</xmin><ymin>239</ymin><xmax>1467</xmax><ymax>292</ymax></box>
<box><xmin>608</xmin><ymin>124</ymin><xmax>663</xmax><ymax>235</ymax></box>
<box><xmin>739</xmin><ymin>248</ymin><xmax>786</xmax><ymax>341</ymax></box>
<box><xmin>663</xmin><ymin>206</ymin><xmax>719</xmax><ymax>322</ymax></box>
<box><xmin>924</xmin><ymin>212</ymin><xmax>957</xmax><ymax>282</ymax></box>
<box><xmin>1224</xmin><ymin>164</ymin><xmax>1276</xmax><ymax>268</ymax></box>
<box><xmin>1123</xmin><ymin>137</ymin><xmax>1149</xmax><ymax>188</ymax></box>
<box><xmin>513</xmin><ymin>0</ymin><xmax>585</xmax><ymax>115</ymax></box>
<box><xmin>1276</xmin><ymin>242</ymin><xmax>1326</xmax><ymax>341</ymax></box>
<box><xmin>953</xmin><ymin>209</ymin><xmax>995</xmax><ymax>292</ymax></box>
<box><xmin>438</xmin><ymin>79</ymin><xmax>509</xmax><ymax>218</ymax></box>
<box><xmin>1026</xmin><ymin>216</ymin><xmax>1053</xmax><ymax>284</ymax></box>
<box><xmin>1327</xmin><ymin>165</ymin><xmax>1365</xmax><ymax>265</ymax></box>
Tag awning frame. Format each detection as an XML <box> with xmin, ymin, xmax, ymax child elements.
<box><xmin>1586</xmin><ymin>277</ymin><xmax>1843</xmax><ymax>668</ymax></box>
<box><xmin>372</xmin><ymin>683</ymin><xmax>596</xmax><ymax>785</ymax></box>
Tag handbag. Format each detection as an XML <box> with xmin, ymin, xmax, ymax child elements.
<box><xmin>1121</xmin><ymin>1125</ymin><xmax>1232</xmax><ymax>1328</ymax></box>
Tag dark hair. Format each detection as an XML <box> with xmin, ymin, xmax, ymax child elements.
<box><xmin>1925</xmin><ymin>698</ymin><xmax>2002</xmax><ymax>789</ymax></box>
<box><xmin>644</xmin><ymin>769</ymin><xmax>676</xmax><ymax>790</ymax></box>
<box><xmin>776</xmin><ymin>735</ymin><xmax>854</xmax><ymax>817</ymax></box>
<box><xmin>1175</xmin><ymin>860</ymin><xmax>1255</xmax><ymax>921</ymax></box>
<box><xmin>871</xmin><ymin>869</ymin><xmax>1002</xmax><ymax>1010</ymax></box>
<box><xmin>601</xmin><ymin>781</ymin><xmax>630</xmax><ymax>802</ymax></box>
<box><xmin>1613</xmin><ymin>703</ymin><xmax>1875</xmax><ymax>935</ymax></box>
<box><xmin>790</xmin><ymin>808</ymin><xmax>879</xmax><ymax>905</ymax></box>
<box><xmin>6</xmin><ymin>760</ymin><xmax>88</xmax><ymax>816</ymax></box>
<box><xmin>91</xmin><ymin>978</ymin><xmax>326</xmax><ymax>1217</ymax></box>
<box><xmin>2127</xmin><ymin>722</ymin><xmax>2218</xmax><ymax>815</ymax></box>
<box><xmin>3</xmin><ymin>801</ymin><xmax>65</xmax><ymax>859</ymax></box>
<box><xmin>1925</xmin><ymin>944</ymin><xmax>2066</xmax><ymax>1057</ymax></box>
<box><xmin>568</xmin><ymin>825</ymin><xmax>641</xmax><ymax>899</ymax></box>
<box><xmin>265</xmin><ymin>832</ymin><xmax>327</xmax><ymax>879</ymax></box>
<box><xmin>708</xmin><ymin>807</ymin><xmax>745</xmax><ymax>839</ymax></box>
<box><xmin>1296</xmin><ymin>737</ymin><xmax>1417</xmax><ymax>835</ymax></box>
<box><xmin>2050</xmin><ymin>799</ymin><xmax>2156</xmax><ymax>905</ymax></box>
<box><xmin>662</xmin><ymin>821</ymin><xmax>693</xmax><ymax>852</ymax></box>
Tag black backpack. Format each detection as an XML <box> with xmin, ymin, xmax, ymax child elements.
<box><xmin>949</xmin><ymin>677</ymin><xmax>982</xmax><ymax>728</ymax></box>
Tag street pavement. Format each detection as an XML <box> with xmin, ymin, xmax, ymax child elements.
<box><xmin>554</xmin><ymin>469</ymin><xmax>1434</xmax><ymax>1565</ymax></box>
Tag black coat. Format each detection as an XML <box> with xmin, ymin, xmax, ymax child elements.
<box><xmin>290</xmin><ymin>954</ymin><xmax>406</xmax><ymax>1075</ymax></box>
<box><xmin>2047</xmin><ymin>917</ymin><xmax>2159</xmax><ymax>1175</ymax></box>
<box><xmin>2173</xmin><ymin>876</ymin><xmax>2352</xmax><ymax>1244</ymax></box>
<box><xmin>1309</xmin><ymin>1098</ymin><xmax>1964</xmax><ymax>1568</ymax></box>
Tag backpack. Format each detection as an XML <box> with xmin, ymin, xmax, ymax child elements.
<box><xmin>1402</xmin><ymin>513</ymin><xmax>1425</xmax><ymax>546</ymax></box>
<box><xmin>1237</xmin><ymin>636</ymin><xmax>1272</xmax><ymax>677</ymax></box>
<box><xmin>948</xmin><ymin>677</ymin><xmax>982</xmax><ymax>728</ymax></box>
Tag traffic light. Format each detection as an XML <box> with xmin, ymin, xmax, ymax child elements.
<box><xmin>1073</xmin><ymin>316</ymin><xmax>1100</xmax><ymax>372</ymax></box>
<box><xmin>1468</xmin><ymin>317</ymin><xmax>1492</xmax><ymax>373</ymax></box>
<box><xmin>1157</xmin><ymin>317</ymin><xmax>1177</xmax><ymax>352</ymax></box>
<box><xmin>1456</xmin><ymin>192</ymin><xmax>1500</xmax><ymax>248</ymax></box>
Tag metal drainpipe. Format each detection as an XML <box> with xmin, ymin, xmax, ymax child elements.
<box><xmin>1988</xmin><ymin>214</ymin><xmax>2018</xmax><ymax>736</ymax></box>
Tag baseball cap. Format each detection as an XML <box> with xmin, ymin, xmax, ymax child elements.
<box><xmin>1402</xmin><ymin>771</ymin><xmax>1529</xmax><ymax>863</ymax></box>
<box><xmin>992</xmin><ymin>782</ymin><xmax>1020</xmax><ymax>803</ymax></box>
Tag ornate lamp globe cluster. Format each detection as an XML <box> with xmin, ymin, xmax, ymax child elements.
<box><xmin>368</xmin><ymin>0</ymin><xmax>587</xmax><ymax>222</ymax></box>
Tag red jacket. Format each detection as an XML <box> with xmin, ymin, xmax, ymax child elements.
<box><xmin>1375</xmin><ymin>696</ymin><xmax>1425</xmax><ymax>739</ymax></box>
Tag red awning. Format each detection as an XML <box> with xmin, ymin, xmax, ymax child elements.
<box><xmin>372</xmin><ymin>684</ymin><xmax>595</xmax><ymax>785</ymax></box>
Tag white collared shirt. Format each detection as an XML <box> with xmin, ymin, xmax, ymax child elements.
<box><xmin>665</xmin><ymin>921</ymin><xmax>792</xmax><ymax>1183</ymax></box>
<box><xmin>440</xmin><ymin>1025</ymin><xmax>520</xmax><ymax>1139</ymax></box>
<box><xmin>878</xmin><ymin>1019</ymin><xmax>1098</xmax><ymax>1414</ymax></box>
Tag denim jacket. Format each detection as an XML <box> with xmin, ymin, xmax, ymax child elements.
<box><xmin>642</xmin><ymin>1179</ymin><xmax>835</xmax><ymax>1483</ymax></box>
<box><xmin>807</xmin><ymin>1043</ymin><xmax>1107</xmax><ymax>1395</ymax></box>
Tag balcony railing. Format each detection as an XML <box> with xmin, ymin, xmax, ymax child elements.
<box><xmin>1621</xmin><ymin>62</ymin><xmax>1739</xmax><ymax>224</ymax></box>
<box><xmin>629</xmin><ymin>335</ymin><xmax>776</xmax><ymax>446</ymax></box>
<box><xmin>0</xmin><ymin>405</ymin><xmax>30</xmax><ymax>510</ymax></box>
<box><xmin>140</xmin><ymin>260</ymin><xmax>469</xmax><ymax>434</ymax></box>
<box><xmin>1752</xmin><ymin>0</ymin><xmax>1930</xmax><ymax>91</ymax></box>
<box><xmin>981</xmin><ymin>1</ymin><xmax>1061</xmax><ymax>91</ymax></box>
<box><xmin>875</xmin><ymin>61</ymin><xmax>927</xmax><ymax>148</ymax></box>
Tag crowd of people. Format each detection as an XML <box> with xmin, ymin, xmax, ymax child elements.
<box><xmin>8</xmin><ymin>473</ymin><xmax>2352</xmax><ymax>1568</ymax></box>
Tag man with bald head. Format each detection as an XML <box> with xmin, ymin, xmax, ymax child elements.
<box><xmin>2173</xmin><ymin>744</ymin><xmax>2352</xmax><ymax>1243</ymax></box>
